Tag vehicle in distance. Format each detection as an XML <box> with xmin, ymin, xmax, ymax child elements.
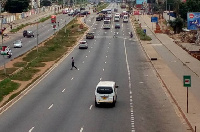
<box><xmin>115</xmin><ymin>23</ymin><xmax>120</xmax><ymax>29</ymax></box>
<box><xmin>123</xmin><ymin>15</ymin><xmax>128</xmax><ymax>23</ymax></box>
<box><xmin>96</xmin><ymin>16</ymin><xmax>102</xmax><ymax>21</ymax></box>
<box><xmin>13</xmin><ymin>40</ymin><xmax>22</xmax><ymax>48</ymax></box>
<box><xmin>86</xmin><ymin>32</ymin><xmax>94</xmax><ymax>39</ymax></box>
<box><xmin>79</xmin><ymin>40</ymin><xmax>88</xmax><ymax>49</ymax></box>
<box><xmin>95</xmin><ymin>81</ymin><xmax>118</xmax><ymax>107</ymax></box>
<box><xmin>114</xmin><ymin>15</ymin><xmax>120</xmax><ymax>22</ymax></box>
<box><xmin>103</xmin><ymin>20</ymin><xmax>111</xmax><ymax>29</ymax></box>
<box><xmin>23</xmin><ymin>30</ymin><xmax>34</xmax><ymax>37</ymax></box>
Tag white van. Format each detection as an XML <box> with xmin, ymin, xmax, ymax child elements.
<box><xmin>114</xmin><ymin>15</ymin><xmax>120</xmax><ymax>22</ymax></box>
<box><xmin>123</xmin><ymin>15</ymin><xmax>128</xmax><ymax>23</ymax></box>
<box><xmin>95</xmin><ymin>81</ymin><xmax>118</xmax><ymax>107</ymax></box>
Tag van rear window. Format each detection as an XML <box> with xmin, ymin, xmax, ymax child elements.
<box><xmin>97</xmin><ymin>87</ymin><xmax>113</xmax><ymax>94</ymax></box>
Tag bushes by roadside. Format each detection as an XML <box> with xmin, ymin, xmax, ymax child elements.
<box><xmin>134</xmin><ymin>19</ymin><xmax>152</xmax><ymax>41</ymax></box>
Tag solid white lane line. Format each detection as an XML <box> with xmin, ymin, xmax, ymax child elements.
<box><xmin>62</xmin><ymin>89</ymin><xmax>65</xmax><ymax>93</ymax></box>
<box><xmin>71</xmin><ymin>77</ymin><xmax>73</xmax><ymax>80</ymax></box>
<box><xmin>89</xmin><ymin>105</ymin><xmax>93</xmax><ymax>110</ymax></box>
<box><xmin>29</xmin><ymin>127</ymin><xmax>34</xmax><ymax>132</ymax></box>
<box><xmin>48</xmin><ymin>104</ymin><xmax>53</xmax><ymax>109</ymax></box>
<box><xmin>124</xmin><ymin>39</ymin><xmax>135</xmax><ymax>131</ymax></box>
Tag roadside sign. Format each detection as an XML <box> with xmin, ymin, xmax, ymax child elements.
<box><xmin>151</xmin><ymin>17</ymin><xmax>158</xmax><ymax>22</ymax></box>
<box><xmin>134</xmin><ymin>11</ymin><xmax>140</xmax><ymax>15</ymax></box>
<box><xmin>183</xmin><ymin>75</ymin><xmax>191</xmax><ymax>87</ymax></box>
<box><xmin>187</xmin><ymin>12</ymin><xmax>200</xmax><ymax>30</ymax></box>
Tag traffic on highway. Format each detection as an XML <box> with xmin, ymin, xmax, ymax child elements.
<box><xmin>0</xmin><ymin>2</ymin><xmax>190</xmax><ymax>132</ymax></box>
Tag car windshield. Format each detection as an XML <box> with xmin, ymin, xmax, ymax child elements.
<box><xmin>87</xmin><ymin>33</ymin><xmax>93</xmax><ymax>35</ymax></box>
<box><xmin>14</xmin><ymin>40</ymin><xmax>21</xmax><ymax>43</ymax></box>
<box><xmin>97</xmin><ymin>87</ymin><xmax>113</xmax><ymax>94</ymax></box>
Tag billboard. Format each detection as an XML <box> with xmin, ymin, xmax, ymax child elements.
<box><xmin>187</xmin><ymin>12</ymin><xmax>200</xmax><ymax>30</ymax></box>
<box><xmin>136</xmin><ymin>0</ymin><xmax>147</xmax><ymax>4</ymax></box>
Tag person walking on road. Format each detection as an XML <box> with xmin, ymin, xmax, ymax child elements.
<box><xmin>71</xmin><ymin>57</ymin><xmax>78</xmax><ymax>70</ymax></box>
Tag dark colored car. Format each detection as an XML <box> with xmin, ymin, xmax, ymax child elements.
<box><xmin>80</xmin><ymin>11</ymin><xmax>89</xmax><ymax>15</ymax></box>
<box><xmin>23</xmin><ymin>30</ymin><xmax>34</xmax><ymax>37</ymax></box>
<box><xmin>96</xmin><ymin>16</ymin><xmax>101</xmax><ymax>21</ymax></box>
<box><xmin>68</xmin><ymin>12</ymin><xmax>74</xmax><ymax>16</ymax></box>
<box><xmin>115</xmin><ymin>23</ymin><xmax>120</xmax><ymax>29</ymax></box>
<box><xmin>80</xmin><ymin>7</ymin><xmax>85</xmax><ymax>10</ymax></box>
<box><xmin>86</xmin><ymin>32</ymin><xmax>94</xmax><ymax>39</ymax></box>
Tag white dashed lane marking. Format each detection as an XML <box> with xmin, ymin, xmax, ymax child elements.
<box><xmin>62</xmin><ymin>89</ymin><xmax>65</xmax><ymax>93</ymax></box>
<box><xmin>48</xmin><ymin>104</ymin><xmax>53</xmax><ymax>109</ymax></box>
<box><xmin>29</xmin><ymin>127</ymin><xmax>34</xmax><ymax>132</ymax></box>
<box><xmin>89</xmin><ymin>105</ymin><xmax>93</xmax><ymax>110</ymax></box>
<box><xmin>71</xmin><ymin>77</ymin><xmax>74</xmax><ymax>80</ymax></box>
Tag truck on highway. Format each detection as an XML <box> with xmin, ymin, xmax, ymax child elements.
<box><xmin>51</xmin><ymin>15</ymin><xmax>56</xmax><ymax>23</ymax></box>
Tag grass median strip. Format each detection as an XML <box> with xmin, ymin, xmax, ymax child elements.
<box><xmin>0</xmin><ymin>17</ymin><xmax>88</xmax><ymax>104</ymax></box>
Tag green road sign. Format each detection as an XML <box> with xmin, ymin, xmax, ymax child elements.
<box><xmin>183</xmin><ymin>75</ymin><xmax>191</xmax><ymax>87</ymax></box>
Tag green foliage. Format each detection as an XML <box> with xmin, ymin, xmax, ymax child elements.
<box><xmin>41</xmin><ymin>0</ymin><xmax>52</xmax><ymax>6</ymax></box>
<box><xmin>168</xmin><ymin>17</ymin><xmax>184</xmax><ymax>33</ymax></box>
<box><xmin>5</xmin><ymin>0</ymin><xmax>30</xmax><ymax>13</ymax></box>
<box><xmin>0</xmin><ymin>78</ymin><xmax>20</xmax><ymax>102</ymax></box>
<box><xmin>10</xmin><ymin>23</ymin><xmax>29</xmax><ymax>33</ymax></box>
<box><xmin>179</xmin><ymin>0</ymin><xmax>200</xmax><ymax>21</ymax></box>
<box><xmin>39</xmin><ymin>16</ymin><xmax>51</xmax><ymax>23</ymax></box>
<box><xmin>11</xmin><ymin>67</ymin><xmax>40</xmax><ymax>81</ymax></box>
<box><xmin>136</xmin><ymin>27</ymin><xmax>152</xmax><ymax>41</ymax></box>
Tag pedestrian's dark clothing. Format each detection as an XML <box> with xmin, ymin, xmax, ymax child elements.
<box><xmin>71</xmin><ymin>58</ymin><xmax>77</xmax><ymax>70</ymax></box>
<box><xmin>10</xmin><ymin>25</ymin><xmax>12</xmax><ymax>30</ymax></box>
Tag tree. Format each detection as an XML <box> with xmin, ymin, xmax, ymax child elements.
<box><xmin>41</xmin><ymin>0</ymin><xmax>52</xmax><ymax>6</ymax></box>
<box><xmin>179</xmin><ymin>0</ymin><xmax>200</xmax><ymax>21</ymax></box>
<box><xmin>4</xmin><ymin>0</ymin><xmax>30</xmax><ymax>13</ymax></box>
<box><xmin>168</xmin><ymin>17</ymin><xmax>184</xmax><ymax>33</ymax></box>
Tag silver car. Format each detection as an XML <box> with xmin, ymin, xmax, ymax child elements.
<box><xmin>13</xmin><ymin>40</ymin><xmax>22</xmax><ymax>48</ymax></box>
<box><xmin>79</xmin><ymin>40</ymin><xmax>88</xmax><ymax>49</ymax></box>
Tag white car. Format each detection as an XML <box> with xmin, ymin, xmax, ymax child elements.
<box><xmin>123</xmin><ymin>15</ymin><xmax>128</xmax><ymax>23</ymax></box>
<box><xmin>79</xmin><ymin>40</ymin><xmax>88</xmax><ymax>49</ymax></box>
<box><xmin>95</xmin><ymin>81</ymin><xmax>118</xmax><ymax>107</ymax></box>
<box><xmin>13</xmin><ymin>40</ymin><xmax>22</xmax><ymax>48</ymax></box>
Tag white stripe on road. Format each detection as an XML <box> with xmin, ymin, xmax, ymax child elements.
<box><xmin>89</xmin><ymin>105</ymin><xmax>93</xmax><ymax>110</ymax></box>
<box><xmin>48</xmin><ymin>104</ymin><xmax>53</xmax><ymax>109</ymax></box>
<box><xmin>80</xmin><ymin>127</ymin><xmax>84</xmax><ymax>132</ymax></box>
<box><xmin>71</xmin><ymin>77</ymin><xmax>74</xmax><ymax>80</ymax></box>
<box><xmin>103</xmin><ymin>69</ymin><xmax>104</xmax><ymax>71</ymax></box>
<box><xmin>62</xmin><ymin>89</ymin><xmax>65</xmax><ymax>93</ymax></box>
<box><xmin>123</xmin><ymin>39</ymin><xmax>135</xmax><ymax>132</ymax></box>
<box><xmin>82</xmin><ymin>61</ymin><xmax>84</xmax><ymax>63</ymax></box>
<box><xmin>29</xmin><ymin>127</ymin><xmax>34</xmax><ymax>132</ymax></box>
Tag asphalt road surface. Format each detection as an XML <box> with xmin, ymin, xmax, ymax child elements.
<box><xmin>0</xmin><ymin>3</ymin><xmax>189</xmax><ymax>132</ymax></box>
<box><xmin>0</xmin><ymin>13</ymin><xmax>74</xmax><ymax>66</ymax></box>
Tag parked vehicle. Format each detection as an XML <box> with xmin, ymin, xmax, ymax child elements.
<box><xmin>95</xmin><ymin>81</ymin><xmax>118</xmax><ymax>107</ymax></box>
<box><xmin>23</xmin><ymin>30</ymin><xmax>34</xmax><ymax>37</ymax></box>
<box><xmin>13</xmin><ymin>40</ymin><xmax>22</xmax><ymax>48</ymax></box>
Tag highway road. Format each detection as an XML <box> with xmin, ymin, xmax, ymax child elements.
<box><xmin>0</xmin><ymin>3</ymin><xmax>189</xmax><ymax>132</ymax></box>
<box><xmin>0</xmin><ymin>12</ymin><xmax>74</xmax><ymax>66</ymax></box>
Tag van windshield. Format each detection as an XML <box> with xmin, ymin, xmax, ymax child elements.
<box><xmin>97</xmin><ymin>87</ymin><xmax>113</xmax><ymax>94</ymax></box>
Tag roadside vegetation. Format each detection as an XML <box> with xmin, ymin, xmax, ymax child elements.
<box><xmin>0</xmin><ymin>17</ymin><xmax>88</xmax><ymax>104</ymax></box>
<box><xmin>10</xmin><ymin>15</ymin><xmax>51</xmax><ymax>33</ymax></box>
<box><xmin>133</xmin><ymin>19</ymin><xmax>152</xmax><ymax>41</ymax></box>
<box><xmin>96</xmin><ymin>3</ymin><xmax>109</xmax><ymax>12</ymax></box>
